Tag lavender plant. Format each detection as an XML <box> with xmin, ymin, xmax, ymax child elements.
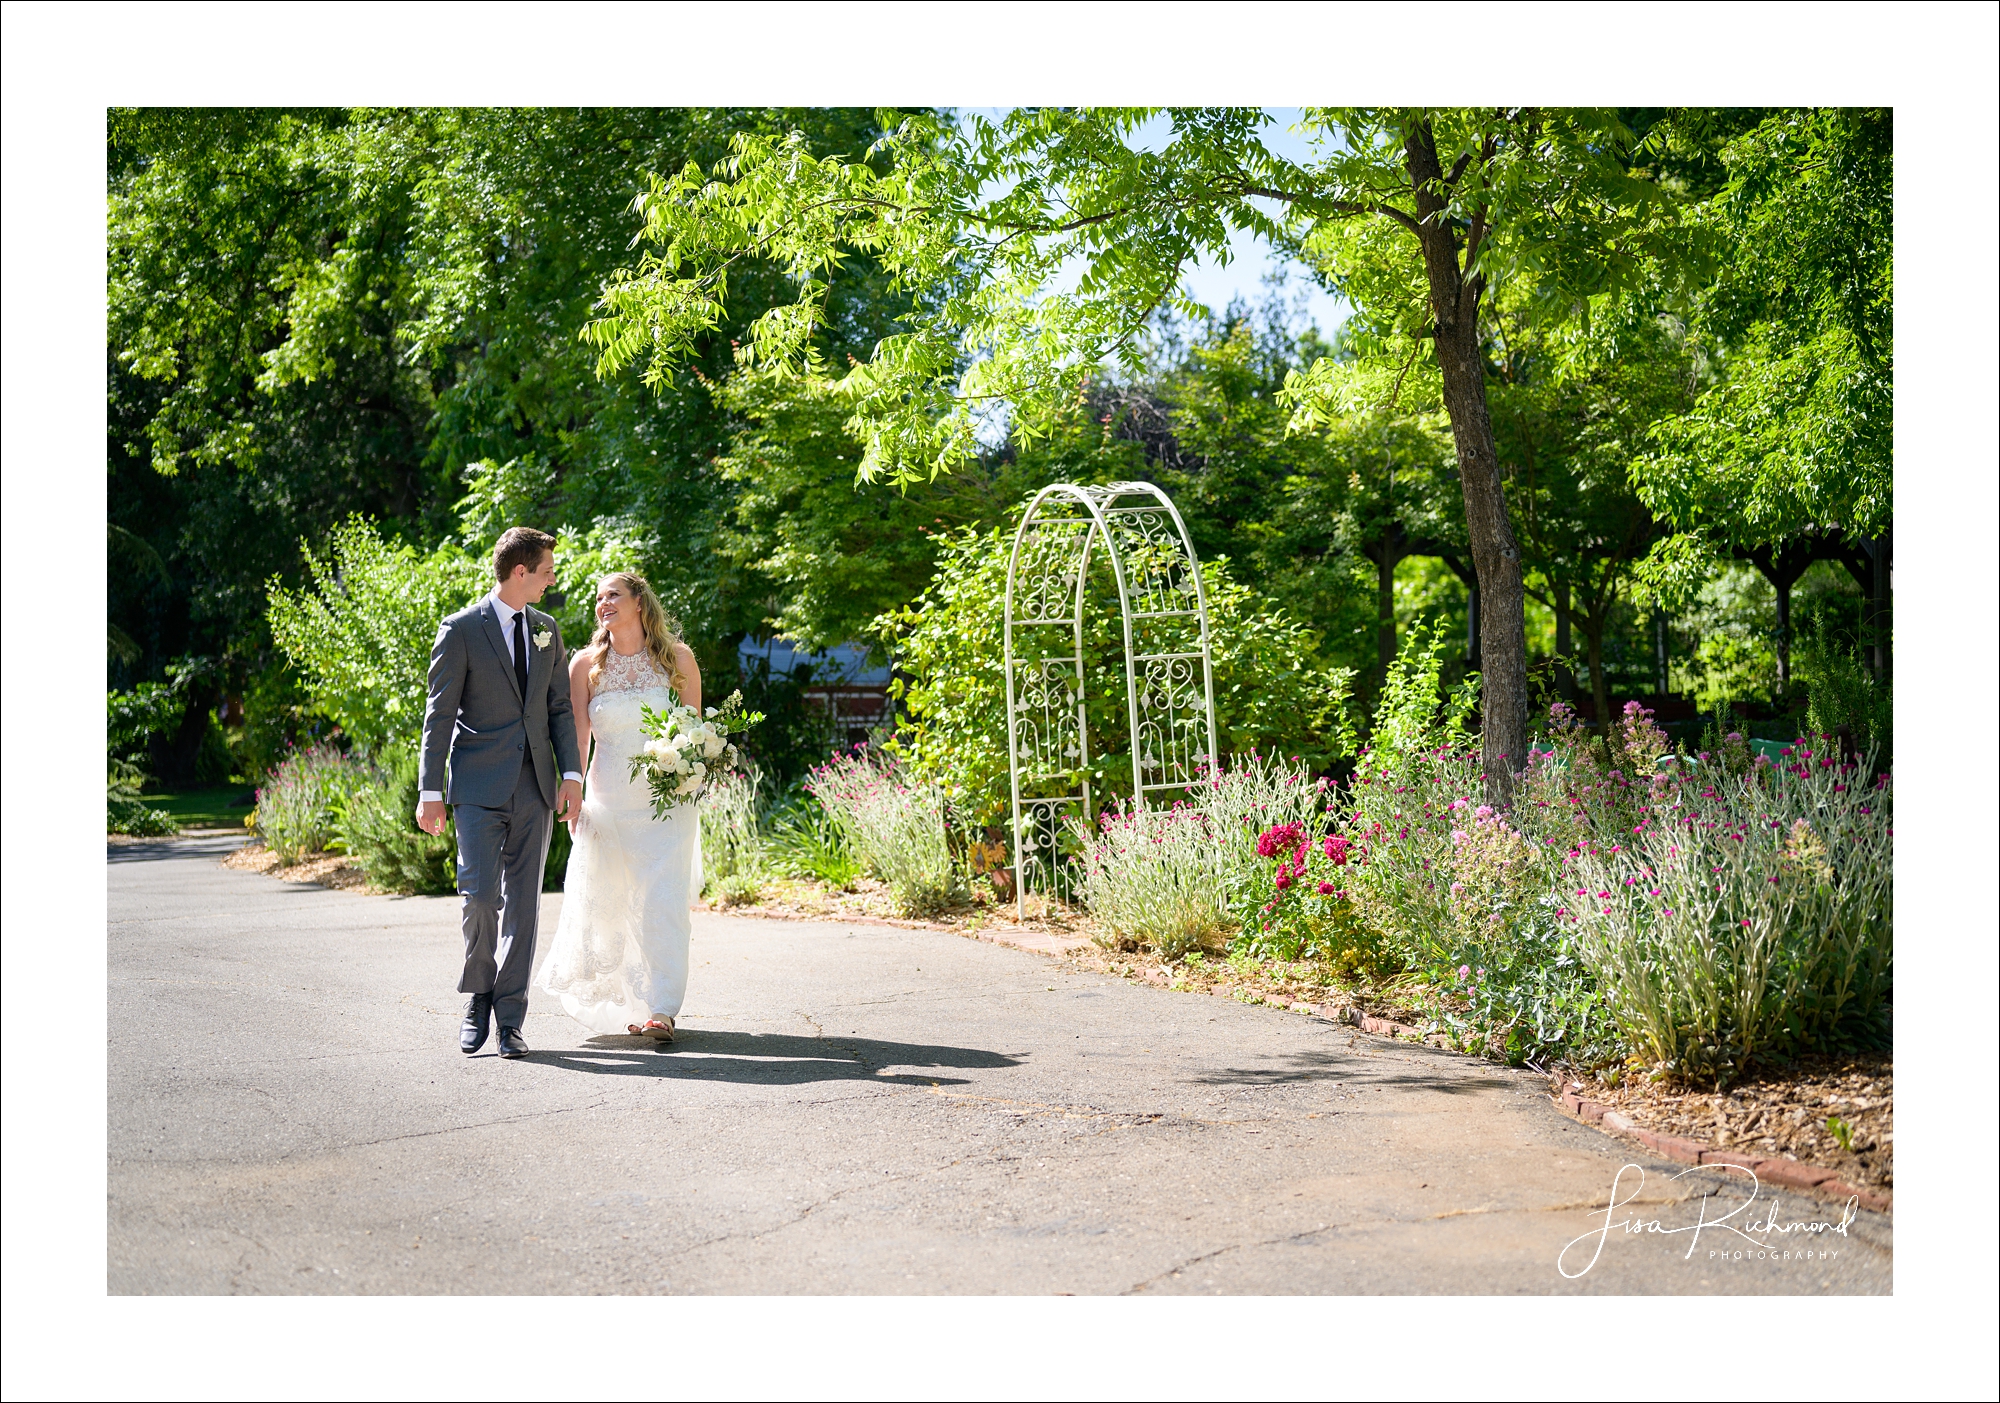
<box><xmin>807</xmin><ymin>749</ymin><xmax>963</xmax><ymax>916</ymax></box>
<box><xmin>698</xmin><ymin>765</ymin><xmax>768</xmax><ymax>906</ymax></box>
<box><xmin>254</xmin><ymin>743</ymin><xmax>365</xmax><ymax>863</ymax></box>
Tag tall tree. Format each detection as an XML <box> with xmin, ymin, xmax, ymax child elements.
<box><xmin>108</xmin><ymin>106</ymin><xmax>909</xmax><ymax>778</ymax></box>
<box><xmin>587</xmin><ymin>107</ymin><xmax>1691</xmax><ymax>800</ymax></box>
<box><xmin>1636</xmin><ymin>108</ymin><xmax>1892</xmax><ymax>688</ymax></box>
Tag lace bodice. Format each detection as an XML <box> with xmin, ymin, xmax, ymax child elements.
<box><xmin>585</xmin><ymin>646</ymin><xmax>677</xmax><ymax>812</ymax></box>
<box><xmin>595</xmin><ymin>645</ymin><xmax>671</xmax><ymax>698</ymax></box>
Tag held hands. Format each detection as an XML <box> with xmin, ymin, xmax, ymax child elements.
<box><xmin>556</xmin><ymin>778</ymin><xmax>584</xmax><ymax>829</ymax></box>
<box><xmin>415</xmin><ymin>799</ymin><xmax>448</xmax><ymax>836</ymax></box>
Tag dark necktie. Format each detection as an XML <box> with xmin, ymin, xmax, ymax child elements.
<box><xmin>511</xmin><ymin>610</ymin><xmax>529</xmax><ymax>700</ymax></box>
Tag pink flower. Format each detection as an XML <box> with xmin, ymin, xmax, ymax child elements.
<box><xmin>1256</xmin><ymin>822</ymin><xmax>1304</xmax><ymax>859</ymax></box>
<box><xmin>1323</xmin><ymin>835</ymin><xmax>1351</xmax><ymax>865</ymax></box>
<box><xmin>1457</xmin><ymin>965</ymin><xmax>1471</xmax><ymax>981</ymax></box>
<box><xmin>1317</xmin><ymin>881</ymin><xmax>1335</xmax><ymax>895</ymax></box>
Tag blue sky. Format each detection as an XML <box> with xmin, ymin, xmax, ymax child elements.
<box><xmin>963</xmin><ymin>107</ymin><xmax>1350</xmax><ymax>337</ymax></box>
<box><xmin>1128</xmin><ymin>108</ymin><xmax>1348</xmax><ymax>336</ymax></box>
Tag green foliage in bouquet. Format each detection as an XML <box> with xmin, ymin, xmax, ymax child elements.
<box><xmin>629</xmin><ymin>690</ymin><xmax>764</xmax><ymax>820</ymax></box>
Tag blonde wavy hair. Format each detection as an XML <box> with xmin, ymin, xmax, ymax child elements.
<box><xmin>586</xmin><ymin>572</ymin><xmax>689</xmax><ymax>699</ymax></box>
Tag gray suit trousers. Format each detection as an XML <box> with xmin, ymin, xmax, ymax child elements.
<box><xmin>454</xmin><ymin>757</ymin><xmax>553</xmax><ymax>1030</ymax></box>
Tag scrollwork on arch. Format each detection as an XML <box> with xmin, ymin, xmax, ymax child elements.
<box><xmin>1002</xmin><ymin>482</ymin><xmax>1218</xmax><ymax>917</ymax></box>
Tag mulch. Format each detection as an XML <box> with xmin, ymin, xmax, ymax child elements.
<box><xmin>1554</xmin><ymin>1055</ymin><xmax>1893</xmax><ymax>1191</ymax></box>
<box><xmin>221</xmin><ymin>843</ymin><xmax>373</xmax><ymax>892</ymax></box>
<box><xmin>702</xmin><ymin>874</ymin><xmax>1092</xmax><ymax>939</ymax></box>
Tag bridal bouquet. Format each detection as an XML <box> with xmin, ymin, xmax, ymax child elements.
<box><xmin>628</xmin><ymin>690</ymin><xmax>764</xmax><ymax>818</ymax></box>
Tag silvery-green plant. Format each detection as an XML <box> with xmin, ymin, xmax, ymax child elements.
<box><xmin>1569</xmin><ymin>739</ymin><xmax>1892</xmax><ymax>1084</ymax></box>
<box><xmin>1182</xmin><ymin>749</ymin><xmax>1330</xmax><ymax>906</ymax></box>
<box><xmin>808</xmin><ymin>751</ymin><xmax>963</xmax><ymax>917</ymax></box>
<box><xmin>698</xmin><ymin>765</ymin><xmax>766</xmax><ymax>902</ymax></box>
<box><xmin>1073</xmin><ymin>803</ymin><xmax>1232</xmax><ymax>961</ymax></box>
<box><xmin>254</xmin><ymin>743</ymin><xmax>365</xmax><ymax>863</ymax></box>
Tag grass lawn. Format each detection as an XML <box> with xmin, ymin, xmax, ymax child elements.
<box><xmin>143</xmin><ymin>786</ymin><xmax>258</xmax><ymax>830</ymax></box>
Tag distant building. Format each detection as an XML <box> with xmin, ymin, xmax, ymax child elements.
<box><xmin>736</xmin><ymin>637</ymin><xmax>894</xmax><ymax>749</ymax></box>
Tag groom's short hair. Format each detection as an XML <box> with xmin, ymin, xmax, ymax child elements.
<box><xmin>493</xmin><ymin>527</ymin><xmax>557</xmax><ymax>582</ymax></box>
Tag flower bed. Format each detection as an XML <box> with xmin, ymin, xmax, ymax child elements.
<box><xmin>1059</xmin><ymin>627</ymin><xmax>1891</xmax><ymax>1090</ymax></box>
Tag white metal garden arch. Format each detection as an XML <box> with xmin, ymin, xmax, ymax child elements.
<box><xmin>1003</xmin><ymin>481</ymin><xmax>1218</xmax><ymax>916</ymax></box>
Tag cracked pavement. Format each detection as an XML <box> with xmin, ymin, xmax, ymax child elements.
<box><xmin>110</xmin><ymin>837</ymin><xmax>1891</xmax><ymax>1294</ymax></box>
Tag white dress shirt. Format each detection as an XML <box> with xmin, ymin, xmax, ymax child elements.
<box><xmin>420</xmin><ymin>591</ymin><xmax>583</xmax><ymax>804</ymax></box>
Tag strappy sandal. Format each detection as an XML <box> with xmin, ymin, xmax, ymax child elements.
<box><xmin>627</xmin><ymin>1018</ymin><xmax>675</xmax><ymax>1042</ymax></box>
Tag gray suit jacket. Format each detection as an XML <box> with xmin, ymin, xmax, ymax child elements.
<box><xmin>418</xmin><ymin>596</ymin><xmax>582</xmax><ymax>809</ymax></box>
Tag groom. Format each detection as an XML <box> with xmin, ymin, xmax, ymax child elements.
<box><xmin>416</xmin><ymin>526</ymin><xmax>583</xmax><ymax>1059</ymax></box>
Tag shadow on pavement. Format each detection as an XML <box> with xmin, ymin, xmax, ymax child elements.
<box><xmin>1191</xmin><ymin>1049</ymin><xmax>1518</xmax><ymax>1094</ymax></box>
<box><xmin>524</xmin><ymin>1028</ymin><xmax>1022</xmax><ymax>1087</ymax></box>
<box><xmin>107</xmin><ymin>833</ymin><xmax>250</xmax><ymax>864</ymax></box>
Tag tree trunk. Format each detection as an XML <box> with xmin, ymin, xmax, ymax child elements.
<box><xmin>1376</xmin><ymin>549</ymin><xmax>1397</xmax><ymax>675</ymax></box>
<box><xmin>1870</xmin><ymin>525</ymin><xmax>1891</xmax><ymax>681</ymax></box>
<box><xmin>1773</xmin><ymin>576</ymin><xmax>1793</xmax><ymax>699</ymax></box>
<box><xmin>1744</xmin><ymin>536</ymin><xmax>1825</xmax><ymax>704</ymax></box>
<box><xmin>1404</xmin><ymin>123</ymin><xmax>1528</xmax><ymax>801</ymax></box>
<box><xmin>1466</xmin><ymin>573</ymin><xmax>1482</xmax><ymax>671</ymax></box>
<box><xmin>1554</xmin><ymin>581</ymin><xmax>1577</xmax><ymax>701</ymax></box>
<box><xmin>164</xmin><ymin>680</ymin><xmax>220</xmax><ymax>787</ymax></box>
<box><xmin>1583</xmin><ymin>610</ymin><xmax>1611</xmax><ymax>738</ymax></box>
<box><xmin>1653</xmin><ymin>609</ymin><xmax>1669</xmax><ymax>697</ymax></box>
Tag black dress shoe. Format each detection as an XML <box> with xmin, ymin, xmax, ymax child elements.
<box><xmin>461</xmin><ymin>994</ymin><xmax>494</xmax><ymax>1054</ymax></box>
<box><xmin>497</xmin><ymin>1026</ymin><xmax>529</xmax><ymax>1059</ymax></box>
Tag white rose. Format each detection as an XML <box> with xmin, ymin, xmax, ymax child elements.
<box><xmin>676</xmin><ymin>771</ymin><xmax>705</xmax><ymax>797</ymax></box>
<box><xmin>701</xmin><ymin>729</ymin><xmax>727</xmax><ymax>759</ymax></box>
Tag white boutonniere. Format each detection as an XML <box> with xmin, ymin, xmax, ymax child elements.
<box><xmin>533</xmin><ymin>628</ymin><xmax>552</xmax><ymax>650</ymax></box>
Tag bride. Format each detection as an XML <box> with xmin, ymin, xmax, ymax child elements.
<box><xmin>534</xmin><ymin>571</ymin><xmax>702</xmax><ymax>1041</ymax></box>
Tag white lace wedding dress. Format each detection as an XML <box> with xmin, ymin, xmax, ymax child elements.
<box><xmin>534</xmin><ymin>646</ymin><xmax>700</xmax><ymax>1034</ymax></box>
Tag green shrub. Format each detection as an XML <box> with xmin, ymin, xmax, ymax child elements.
<box><xmin>766</xmin><ymin>791</ymin><xmax>860</xmax><ymax>888</ymax></box>
<box><xmin>108</xmin><ymin>682</ymin><xmax>184</xmax><ymax>768</ymax></box>
<box><xmin>333</xmin><ymin>748</ymin><xmax>457</xmax><ymax>895</ymax></box>
<box><xmin>268</xmin><ymin>514</ymin><xmax>650</xmax><ymax>755</ymax></box>
<box><xmin>267</xmin><ymin>518</ymin><xmax>491</xmax><ymax>754</ymax></box>
<box><xmin>254</xmin><ymin>743</ymin><xmax>365</xmax><ymax>863</ymax></box>
<box><xmin>108</xmin><ymin>759</ymin><xmax>178</xmax><ymax>836</ymax></box>
<box><xmin>1796</xmin><ymin>615</ymin><xmax>1892</xmax><ymax>770</ymax></box>
<box><xmin>699</xmin><ymin>767</ymin><xmax>767</xmax><ymax>902</ymax></box>
<box><xmin>808</xmin><ymin>750</ymin><xmax>963</xmax><ymax>917</ymax></box>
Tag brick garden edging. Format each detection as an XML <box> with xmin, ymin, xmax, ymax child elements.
<box><xmin>1552</xmin><ymin>1089</ymin><xmax>1891</xmax><ymax>1215</ymax></box>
